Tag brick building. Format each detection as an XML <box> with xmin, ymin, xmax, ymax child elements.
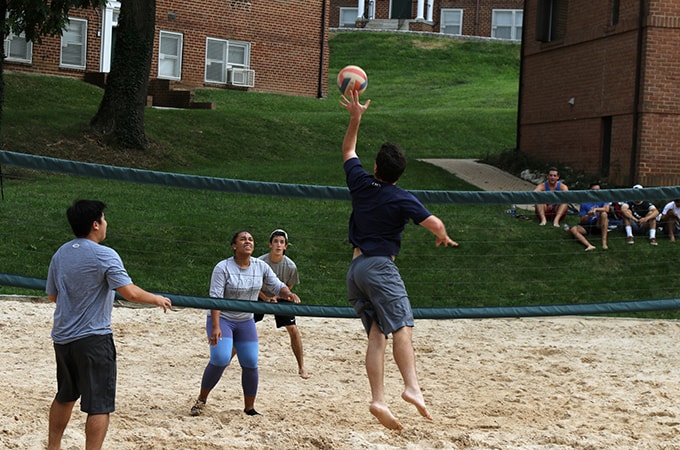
<box><xmin>519</xmin><ymin>0</ymin><xmax>680</xmax><ymax>186</ymax></box>
<box><xmin>3</xmin><ymin>0</ymin><xmax>331</xmax><ymax>100</ymax></box>
<box><xmin>330</xmin><ymin>0</ymin><xmax>523</xmax><ymax>39</ymax></box>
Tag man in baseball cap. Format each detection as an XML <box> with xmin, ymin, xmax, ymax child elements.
<box><xmin>621</xmin><ymin>185</ymin><xmax>659</xmax><ymax>245</ymax></box>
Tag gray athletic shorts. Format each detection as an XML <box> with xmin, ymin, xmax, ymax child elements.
<box><xmin>347</xmin><ymin>255</ymin><xmax>414</xmax><ymax>336</ymax></box>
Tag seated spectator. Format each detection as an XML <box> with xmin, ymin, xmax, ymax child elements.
<box><xmin>620</xmin><ymin>184</ymin><xmax>659</xmax><ymax>245</ymax></box>
<box><xmin>567</xmin><ymin>181</ymin><xmax>609</xmax><ymax>251</ymax></box>
<box><xmin>659</xmin><ymin>199</ymin><xmax>680</xmax><ymax>242</ymax></box>
<box><xmin>608</xmin><ymin>201</ymin><xmax>625</xmax><ymax>230</ymax></box>
<box><xmin>534</xmin><ymin>167</ymin><xmax>569</xmax><ymax>227</ymax></box>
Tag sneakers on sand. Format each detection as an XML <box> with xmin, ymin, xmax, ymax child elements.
<box><xmin>190</xmin><ymin>399</ymin><xmax>206</xmax><ymax>416</ymax></box>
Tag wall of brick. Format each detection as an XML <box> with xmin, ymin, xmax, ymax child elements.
<box><xmin>329</xmin><ymin>0</ymin><xmax>357</xmax><ymax>27</ymax></box>
<box><xmin>636</xmin><ymin>24</ymin><xmax>680</xmax><ymax>182</ymax></box>
<box><xmin>5</xmin><ymin>0</ymin><xmax>330</xmax><ymax>99</ymax></box>
<box><xmin>328</xmin><ymin>0</ymin><xmax>524</xmax><ymax>37</ymax></box>
<box><xmin>519</xmin><ymin>0</ymin><xmax>680</xmax><ymax>186</ymax></box>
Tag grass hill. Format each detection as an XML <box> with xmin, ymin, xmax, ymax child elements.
<box><xmin>2</xmin><ymin>32</ymin><xmax>677</xmax><ymax>319</ymax></box>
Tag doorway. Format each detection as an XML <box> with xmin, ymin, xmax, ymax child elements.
<box><xmin>391</xmin><ymin>0</ymin><xmax>411</xmax><ymax>19</ymax></box>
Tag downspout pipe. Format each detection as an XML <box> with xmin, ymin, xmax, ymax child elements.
<box><xmin>515</xmin><ymin>0</ymin><xmax>527</xmax><ymax>154</ymax></box>
<box><xmin>318</xmin><ymin>0</ymin><xmax>328</xmax><ymax>99</ymax></box>
<box><xmin>630</xmin><ymin>0</ymin><xmax>646</xmax><ymax>184</ymax></box>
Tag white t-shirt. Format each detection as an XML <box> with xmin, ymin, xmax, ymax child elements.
<box><xmin>661</xmin><ymin>201</ymin><xmax>680</xmax><ymax>224</ymax></box>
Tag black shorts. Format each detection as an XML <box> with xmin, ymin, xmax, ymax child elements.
<box><xmin>253</xmin><ymin>299</ymin><xmax>296</xmax><ymax>328</ymax></box>
<box><xmin>53</xmin><ymin>334</ymin><xmax>117</xmax><ymax>414</ymax></box>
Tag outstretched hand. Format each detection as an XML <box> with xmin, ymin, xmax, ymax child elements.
<box><xmin>155</xmin><ymin>295</ymin><xmax>173</xmax><ymax>313</ymax></box>
<box><xmin>436</xmin><ymin>236</ymin><xmax>459</xmax><ymax>247</ymax></box>
<box><xmin>340</xmin><ymin>90</ymin><xmax>371</xmax><ymax>117</ymax></box>
<box><xmin>286</xmin><ymin>293</ymin><xmax>301</xmax><ymax>304</ymax></box>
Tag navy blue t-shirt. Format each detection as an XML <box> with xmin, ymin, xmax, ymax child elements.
<box><xmin>344</xmin><ymin>157</ymin><xmax>432</xmax><ymax>257</ymax></box>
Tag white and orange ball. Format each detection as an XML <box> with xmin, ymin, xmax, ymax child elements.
<box><xmin>337</xmin><ymin>65</ymin><xmax>368</xmax><ymax>96</ymax></box>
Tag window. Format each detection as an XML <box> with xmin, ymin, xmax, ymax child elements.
<box><xmin>611</xmin><ymin>0</ymin><xmax>620</xmax><ymax>26</ymax></box>
<box><xmin>60</xmin><ymin>18</ymin><xmax>87</xmax><ymax>69</ymax></box>
<box><xmin>440</xmin><ymin>9</ymin><xmax>463</xmax><ymax>36</ymax></box>
<box><xmin>536</xmin><ymin>0</ymin><xmax>568</xmax><ymax>42</ymax></box>
<box><xmin>205</xmin><ymin>39</ymin><xmax>228</xmax><ymax>83</ymax></box>
<box><xmin>4</xmin><ymin>31</ymin><xmax>32</xmax><ymax>63</ymax></box>
<box><xmin>159</xmin><ymin>31</ymin><xmax>183</xmax><ymax>80</ymax></box>
<box><xmin>339</xmin><ymin>8</ymin><xmax>359</xmax><ymax>27</ymax></box>
<box><xmin>204</xmin><ymin>38</ymin><xmax>251</xmax><ymax>85</ymax></box>
<box><xmin>492</xmin><ymin>10</ymin><xmax>523</xmax><ymax>40</ymax></box>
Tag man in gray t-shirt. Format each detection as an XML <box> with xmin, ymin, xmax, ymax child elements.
<box><xmin>256</xmin><ymin>229</ymin><xmax>309</xmax><ymax>379</ymax></box>
<box><xmin>46</xmin><ymin>199</ymin><xmax>172</xmax><ymax>449</ymax></box>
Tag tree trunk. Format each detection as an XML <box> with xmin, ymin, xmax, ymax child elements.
<box><xmin>91</xmin><ymin>0</ymin><xmax>156</xmax><ymax>149</ymax></box>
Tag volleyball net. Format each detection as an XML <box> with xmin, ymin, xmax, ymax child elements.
<box><xmin>2</xmin><ymin>149</ymin><xmax>680</xmax><ymax>319</ymax></box>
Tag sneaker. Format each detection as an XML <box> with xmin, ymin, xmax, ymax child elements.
<box><xmin>649</xmin><ymin>238</ymin><xmax>658</xmax><ymax>246</ymax></box>
<box><xmin>626</xmin><ymin>237</ymin><xmax>634</xmax><ymax>244</ymax></box>
<box><xmin>190</xmin><ymin>399</ymin><xmax>206</xmax><ymax>416</ymax></box>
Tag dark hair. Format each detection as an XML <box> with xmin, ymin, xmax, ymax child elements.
<box><xmin>589</xmin><ymin>181</ymin><xmax>601</xmax><ymax>189</ymax></box>
<box><xmin>66</xmin><ymin>200</ymin><xmax>106</xmax><ymax>238</ymax></box>
<box><xmin>547</xmin><ymin>167</ymin><xmax>559</xmax><ymax>175</ymax></box>
<box><xmin>269</xmin><ymin>229</ymin><xmax>288</xmax><ymax>244</ymax></box>
<box><xmin>375</xmin><ymin>142</ymin><xmax>406</xmax><ymax>184</ymax></box>
<box><xmin>230</xmin><ymin>230</ymin><xmax>251</xmax><ymax>246</ymax></box>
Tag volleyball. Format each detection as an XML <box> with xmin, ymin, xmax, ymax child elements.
<box><xmin>337</xmin><ymin>65</ymin><xmax>368</xmax><ymax>96</ymax></box>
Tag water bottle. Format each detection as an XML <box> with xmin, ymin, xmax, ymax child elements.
<box><xmin>563</xmin><ymin>223</ymin><xmax>570</xmax><ymax>232</ymax></box>
<box><xmin>510</xmin><ymin>204</ymin><xmax>516</xmax><ymax>216</ymax></box>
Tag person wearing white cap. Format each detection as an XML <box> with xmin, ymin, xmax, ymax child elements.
<box><xmin>256</xmin><ymin>229</ymin><xmax>309</xmax><ymax>379</ymax></box>
<box><xmin>620</xmin><ymin>184</ymin><xmax>659</xmax><ymax>245</ymax></box>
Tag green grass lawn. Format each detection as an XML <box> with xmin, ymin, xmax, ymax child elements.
<box><xmin>1</xmin><ymin>31</ymin><xmax>678</xmax><ymax>319</ymax></box>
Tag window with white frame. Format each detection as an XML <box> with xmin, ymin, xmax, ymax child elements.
<box><xmin>228</xmin><ymin>41</ymin><xmax>248</xmax><ymax>69</ymax></box>
<box><xmin>60</xmin><ymin>18</ymin><xmax>87</xmax><ymax>68</ymax></box>
<box><xmin>492</xmin><ymin>9</ymin><xmax>523</xmax><ymax>41</ymax></box>
<box><xmin>339</xmin><ymin>7</ymin><xmax>359</xmax><ymax>27</ymax></box>
<box><xmin>440</xmin><ymin>9</ymin><xmax>463</xmax><ymax>36</ymax></box>
<box><xmin>159</xmin><ymin>31</ymin><xmax>183</xmax><ymax>80</ymax></box>
<box><xmin>205</xmin><ymin>39</ymin><xmax>228</xmax><ymax>83</ymax></box>
<box><xmin>204</xmin><ymin>37</ymin><xmax>251</xmax><ymax>85</ymax></box>
<box><xmin>4</xmin><ymin>31</ymin><xmax>32</xmax><ymax>63</ymax></box>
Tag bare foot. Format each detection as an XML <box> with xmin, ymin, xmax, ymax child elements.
<box><xmin>553</xmin><ymin>222</ymin><xmax>561</xmax><ymax>228</ymax></box>
<box><xmin>299</xmin><ymin>368</ymin><xmax>310</xmax><ymax>379</ymax></box>
<box><xmin>585</xmin><ymin>245</ymin><xmax>596</xmax><ymax>252</ymax></box>
<box><xmin>402</xmin><ymin>389</ymin><xmax>433</xmax><ymax>421</ymax></box>
<box><xmin>539</xmin><ymin>220</ymin><xmax>547</xmax><ymax>226</ymax></box>
<box><xmin>369</xmin><ymin>401</ymin><xmax>403</xmax><ymax>430</ymax></box>
<box><xmin>602</xmin><ymin>244</ymin><xmax>608</xmax><ymax>250</ymax></box>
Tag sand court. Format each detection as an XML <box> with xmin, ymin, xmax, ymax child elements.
<box><xmin>1</xmin><ymin>295</ymin><xmax>679</xmax><ymax>449</ymax></box>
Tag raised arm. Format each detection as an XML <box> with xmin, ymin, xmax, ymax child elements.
<box><xmin>340</xmin><ymin>91</ymin><xmax>371</xmax><ymax>162</ymax></box>
<box><xmin>419</xmin><ymin>215</ymin><xmax>459</xmax><ymax>247</ymax></box>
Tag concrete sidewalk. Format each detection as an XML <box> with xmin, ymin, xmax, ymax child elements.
<box><xmin>419</xmin><ymin>158</ymin><xmax>535</xmax><ymax>192</ymax></box>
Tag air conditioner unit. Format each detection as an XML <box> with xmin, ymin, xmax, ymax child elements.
<box><xmin>228</xmin><ymin>68</ymin><xmax>255</xmax><ymax>88</ymax></box>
